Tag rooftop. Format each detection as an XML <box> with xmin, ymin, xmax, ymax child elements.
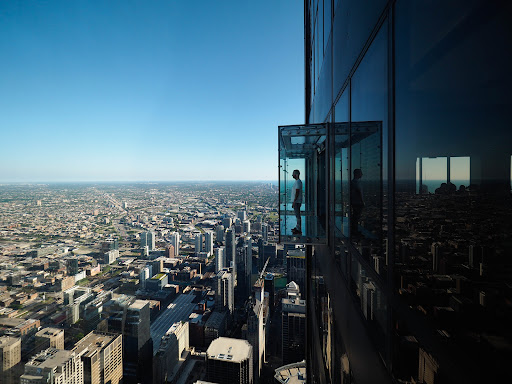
<box><xmin>0</xmin><ymin>336</ymin><xmax>20</xmax><ymax>348</ymax></box>
<box><xmin>35</xmin><ymin>327</ymin><xmax>63</xmax><ymax>338</ymax></box>
<box><xmin>207</xmin><ymin>337</ymin><xmax>252</xmax><ymax>363</ymax></box>
<box><xmin>26</xmin><ymin>348</ymin><xmax>74</xmax><ymax>369</ymax></box>
<box><xmin>72</xmin><ymin>331</ymin><xmax>119</xmax><ymax>358</ymax></box>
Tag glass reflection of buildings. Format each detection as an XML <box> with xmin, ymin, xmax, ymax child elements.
<box><xmin>279</xmin><ymin>1</ymin><xmax>512</xmax><ymax>383</ymax></box>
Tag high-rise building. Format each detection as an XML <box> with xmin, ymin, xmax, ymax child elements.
<box><xmin>170</xmin><ymin>232</ymin><xmax>180</xmax><ymax>256</ymax></box>
<box><xmin>261</xmin><ymin>223</ymin><xmax>268</xmax><ymax>242</ymax></box>
<box><xmin>246</xmin><ymin>283</ymin><xmax>265</xmax><ymax>382</ymax></box>
<box><xmin>105</xmin><ymin>298</ymin><xmax>152</xmax><ymax>384</ymax></box>
<box><xmin>215</xmin><ymin>247</ymin><xmax>226</xmax><ymax>273</ymax></box>
<box><xmin>153</xmin><ymin>322</ymin><xmax>189</xmax><ymax>384</ymax></box>
<box><xmin>243</xmin><ymin>220</ymin><xmax>251</xmax><ymax>234</ymax></box>
<box><xmin>195</xmin><ymin>233</ymin><xmax>203</xmax><ymax>254</ymax></box>
<box><xmin>140</xmin><ymin>231</ymin><xmax>155</xmax><ymax>251</ymax></box>
<box><xmin>282</xmin><ymin>286</ymin><xmax>306</xmax><ymax>365</ymax></box>
<box><xmin>73</xmin><ymin>331</ymin><xmax>123</xmax><ymax>384</ymax></box>
<box><xmin>34</xmin><ymin>328</ymin><xmax>64</xmax><ymax>353</ymax></box>
<box><xmin>204</xmin><ymin>231</ymin><xmax>214</xmax><ymax>256</ymax></box>
<box><xmin>0</xmin><ymin>336</ymin><xmax>21</xmax><ymax>384</ymax></box>
<box><xmin>222</xmin><ymin>217</ymin><xmax>232</xmax><ymax>229</ymax></box>
<box><xmin>238</xmin><ymin>210</ymin><xmax>247</xmax><ymax>222</ymax></box>
<box><xmin>286</xmin><ymin>248</ymin><xmax>306</xmax><ymax>293</ymax></box>
<box><xmin>277</xmin><ymin>1</ymin><xmax>512</xmax><ymax>382</ymax></box>
<box><xmin>225</xmin><ymin>228</ymin><xmax>236</xmax><ymax>276</ymax></box>
<box><xmin>139</xmin><ymin>266</ymin><xmax>150</xmax><ymax>289</ymax></box>
<box><xmin>216</xmin><ymin>224</ymin><xmax>225</xmax><ymax>243</ymax></box>
<box><xmin>216</xmin><ymin>269</ymin><xmax>234</xmax><ymax>315</ymax></box>
<box><xmin>21</xmin><ymin>348</ymin><xmax>83</xmax><ymax>384</ymax></box>
<box><xmin>206</xmin><ymin>337</ymin><xmax>253</xmax><ymax>384</ymax></box>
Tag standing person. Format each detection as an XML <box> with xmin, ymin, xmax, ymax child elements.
<box><xmin>291</xmin><ymin>169</ymin><xmax>303</xmax><ymax>235</ymax></box>
<box><xmin>350</xmin><ymin>168</ymin><xmax>364</xmax><ymax>237</ymax></box>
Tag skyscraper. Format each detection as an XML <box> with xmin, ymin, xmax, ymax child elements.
<box><xmin>0</xmin><ymin>336</ymin><xmax>21</xmax><ymax>384</ymax></box>
<box><xmin>170</xmin><ymin>232</ymin><xmax>180</xmax><ymax>256</ymax></box>
<box><xmin>73</xmin><ymin>331</ymin><xmax>123</xmax><ymax>384</ymax></box>
<box><xmin>140</xmin><ymin>231</ymin><xmax>155</xmax><ymax>251</ymax></box>
<box><xmin>215</xmin><ymin>247</ymin><xmax>226</xmax><ymax>273</ymax></box>
<box><xmin>195</xmin><ymin>233</ymin><xmax>203</xmax><ymax>254</ymax></box>
<box><xmin>206</xmin><ymin>337</ymin><xmax>253</xmax><ymax>384</ymax></box>
<box><xmin>205</xmin><ymin>231</ymin><xmax>214</xmax><ymax>256</ymax></box>
<box><xmin>216</xmin><ymin>224</ymin><xmax>225</xmax><ymax>243</ymax></box>
<box><xmin>225</xmin><ymin>228</ymin><xmax>236</xmax><ymax>276</ymax></box>
<box><xmin>216</xmin><ymin>269</ymin><xmax>234</xmax><ymax>315</ymax></box>
<box><xmin>281</xmin><ymin>284</ymin><xmax>306</xmax><ymax>365</ymax></box>
<box><xmin>21</xmin><ymin>349</ymin><xmax>83</xmax><ymax>384</ymax></box>
<box><xmin>278</xmin><ymin>1</ymin><xmax>512</xmax><ymax>382</ymax></box>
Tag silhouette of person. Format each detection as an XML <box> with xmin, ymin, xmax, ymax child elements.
<box><xmin>291</xmin><ymin>169</ymin><xmax>303</xmax><ymax>235</ymax></box>
<box><xmin>351</xmin><ymin>168</ymin><xmax>364</xmax><ymax>237</ymax></box>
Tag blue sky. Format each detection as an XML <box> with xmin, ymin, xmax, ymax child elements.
<box><xmin>0</xmin><ymin>1</ymin><xmax>304</xmax><ymax>182</ymax></box>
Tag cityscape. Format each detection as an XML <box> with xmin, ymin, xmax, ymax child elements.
<box><xmin>0</xmin><ymin>182</ymin><xmax>306</xmax><ymax>383</ymax></box>
<box><xmin>2</xmin><ymin>1</ymin><xmax>512</xmax><ymax>384</ymax></box>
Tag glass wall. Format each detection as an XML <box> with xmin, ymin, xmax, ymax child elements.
<box><xmin>393</xmin><ymin>0</ymin><xmax>512</xmax><ymax>382</ymax></box>
<box><xmin>301</xmin><ymin>0</ymin><xmax>512</xmax><ymax>383</ymax></box>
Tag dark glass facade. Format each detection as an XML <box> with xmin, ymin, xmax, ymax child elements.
<box><xmin>281</xmin><ymin>1</ymin><xmax>512</xmax><ymax>382</ymax></box>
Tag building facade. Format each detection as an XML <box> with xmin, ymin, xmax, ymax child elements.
<box><xmin>73</xmin><ymin>331</ymin><xmax>123</xmax><ymax>384</ymax></box>
<box><xmin>279</xmin><ymin>1</ymin><xmax>512</xmax><ymax>383</ymax></box>
<box><xmin>206</xmin><ymin>337</ymin><xmax>253</xmax><ymax>384</ymax></box>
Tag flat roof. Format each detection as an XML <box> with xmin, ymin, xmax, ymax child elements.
<box><xmin>35</xmin><ymin>327</ymin><xmax>63</xmax><ymax>338</ymax></box>
<box><xmin>26</xmin><ymin>349</ymin><xmax>74</xmax><ymax>369</ymax></box>
<box><xmin>73</xmin><ymin>331</ymin><xmax>119</xmax><ymax>358</ymax></box>
<box><xmin>0</xmin><ymin>336</ymin><xmax>20</xmax><ymax>348</ymax></box>
<box><xmin>207</xmin><ymin>337</ymin><xmax>252</xmax><ymax>363</ymax></box>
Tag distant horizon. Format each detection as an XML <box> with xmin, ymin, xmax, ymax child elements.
<box><xmin>0</xmin><ymin>180</ymin><xmax>279</xmax><ymax>184</ymax></box>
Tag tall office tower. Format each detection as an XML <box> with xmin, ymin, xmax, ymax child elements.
<box><xmin>216</xmin><ymin>225</ymin><xmax>225</xmax><ymax>243</ymax></box>
<box><xmin>205</xmin><ymin>231</ymin><xmax>214</xmax><ymax>256</ymax></box>
<box><xmin>246</xmin><ymin>284</ymin><xmax>265</xmax><ymax>382</ymax></box>
<box><xmin>73</xmin><ymin>331</ymin><xmax>123</xmax><ymax>384</ymax></box>
<box><xmin>34</xmin><ymin>328</ymin><xmax>64</xmax><ymax>353</ymax></box>
<box><xmin>106</xmin><ymin>298</ymin><xmax>152</xmax><ymax>384</ymax></box>
<box><xmin>222</xmin><ymin>217</ymin><xmax>232</xmax><ymax>229</ymax></box>
<box><xmin>225</xmin><ymin>228</ymin><xmax>236</xmax><ymax>277</ymax></box>
<box><xmin>286</xmin><ymin>248</ymin><xmax>306</xmax><ymax>293</ymax></box>
<box><xmin>276</xmin><ymin>1</ymin><xmax>512</xmax><ymax>382</ymax></box>
<box><xmin>245</xmin><ymin>236</ymin><xmax>253</xmax><ymax>283</ymax></box>
<box><xmin>206</xmin><ymin>337</ymin><xmax>253</xmax><ymax>384</ymax></box>
<box><xmin>215</xmin><ymin>247</ymin><xmax>226</xmax><ymax>273</ymax></box>
<box><xmin>195</xmin><ymin>233</ymin><xmax>203</xmax><ymax>254</ymax></box>
<box><xmin>139</xmin><ymin>266</ymin><xmax>150</xmax><ymax>289</ymax></box>
<box><xmin>264</xmin><ymin>273</ymin><xmax>275</xmax><ymax>315</ymax></box>
<box><xmin>153</xmin><ymin>322</ymin><xmax>189</xmax><ymax>384</ymax></box>
<box><xmin>66</xmin><ymin>259</ymin><xmax>79</xmax><ymax>276</ymax></box>
<box><xmin>0</xmin><ymin>336</ymin><xmax>21</xmax><ymax>384</ymax></box>
<box><xmin>282</xmin><ymin>286</ymin><xmax>306</xmax><ymax>365</ymax></box>
<box><xmin>170</xmin><ymin>232</ymin><xmax>180</xmax><ymax>256</ymax></box>
<box><xmin>140</xmin><ymin>231</ymin><xmax>155</xmax><ymax>251</ymax></box>
<box><xmin>21</xmin><ymin>349</ymin><xmax>83</xmax><ymax>384</ymax></box>
<box><xmin>261</xmin><ymin>223</ymin><xmax>268</xmax><ymax>242</ymax></box>
<box><xmin>216</xmin><ymin>269</ymin><xmax>234</xmax><ymax>315</ymax></box>
<box><xmin>238</xmin><ymin>210</ymin><xmax>247</xmax><ymax>222</ymax></box>
<box><xmin>243</xmin><ymin>220</ymin><xmax>251</xmax><ymax>234</ymax></box>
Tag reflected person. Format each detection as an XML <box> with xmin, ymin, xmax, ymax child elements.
<box><xmin>291</xmin><ymin>169</ymin><xmax>303</xmax><ymax>235</ymax></box>
<box><xmin>350</xmin><ymin>168</ymin><xmax>364</xmax><ymax>237</ymax></box>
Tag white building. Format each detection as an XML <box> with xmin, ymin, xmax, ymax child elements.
<box><xmin>170</xmin><ymin>232</ymin><xmax>180</xmax><ymax>256</ymax></box>
<box><xmin>153</xmin><ymin>322</ymin><xmax>190</xmax><ymax>384</ymax></box>
<box><xmin>21</xmin><ymin>348</ymin><xmax>84</xmax><ymax>384</ymax></box>
<box><xmin>215</xmin><ymin>247</ymin><xmax>226</xmax><ymax>273</ymax></box>
<box><xmin>204</xmin><ymin>231</ymin><xmax>214</xmax><ymax>256</ymax></box>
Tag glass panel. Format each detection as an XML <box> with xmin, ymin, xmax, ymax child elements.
<box><xmin>350</xmin><ymin>20</ymin><xmax>388</xmax><ymax>280</ymax></box>
<box><xmin>350</xmin><ymin>254</ymin><xmax>387</xmax><ymax>355</ymax></box>
<box><xmin>324</xmin><ymin>0</ymin><xmax>332</xmax><ymax>52</ymax></box>
<box><xmin>279</xmin><ymin>124</ymin><xmax>328</xmax><ymax>243</ymax></box>
<box><xmin>332</xmin><ymin>0</ymin><xmax>388</xmax><ymax>99</ymax></box>
<box><xmin>334</xmin><ymin>89</ymin><xmax>349</xmax><ymax>236</ymax></box>
<box><xmin>314</xmin><ymin>37</ymin><xmax>333</xmax><ymax>123</ymax></box>
<box><xmin>394</xmin><ymin>1</ymin><xmax>512</xmax><ymax>381</ymax></box>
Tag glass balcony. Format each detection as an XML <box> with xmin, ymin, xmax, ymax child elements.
<box><xmin>279</xmin><ymin>124</ymin><xmax>328</xmax><ymax>244</ymax></box>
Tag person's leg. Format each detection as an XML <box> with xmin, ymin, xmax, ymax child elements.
<box><xmin>293</xmin><ymin>203</ymin><xmax>302</xmax><ymax>232</ymax></box>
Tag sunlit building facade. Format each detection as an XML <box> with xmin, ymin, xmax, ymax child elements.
<box><xmin>279</xmin><ymin>1</ymin><xmax>512</xmax><ymax>383</ymax></box>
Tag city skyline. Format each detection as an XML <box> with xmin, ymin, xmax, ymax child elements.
<box><xmin>0</xmin><ymin>1</ymin><xmax>304</xmax><ymax>182</ymax></box>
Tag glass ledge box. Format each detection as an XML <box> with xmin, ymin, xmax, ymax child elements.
<box><xmin>279</xmin><ymin>121</ymin><xmax>382</xmax><ymax>244</ymax></box>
